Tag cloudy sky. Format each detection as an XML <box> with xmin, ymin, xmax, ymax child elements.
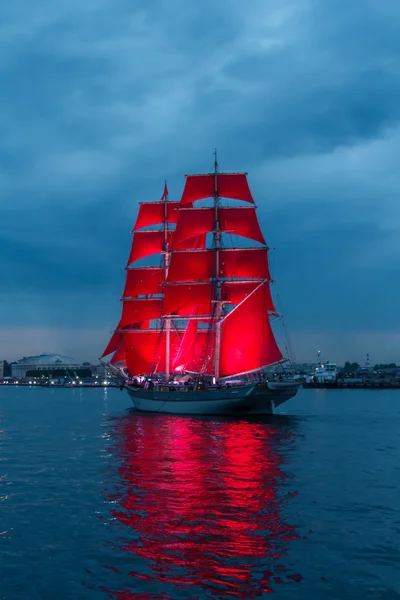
<box><xmin>1</xmin><ymin>0</ymin><xmax>399</xmax><ymax>364</ymax></box>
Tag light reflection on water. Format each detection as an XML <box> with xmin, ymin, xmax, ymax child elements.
<box><xmin>100</xmin><ymin>411</ymin><xmax>302</xmax><ymax>598</ymax></box>
<box><xmin>4</xmin><ymin>388</ymin><xmax>400</xmax><ymax>598</ymax></box>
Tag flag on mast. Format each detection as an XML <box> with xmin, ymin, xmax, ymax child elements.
<box><xmin>161</xmin><ymin>182</ymin><xmax>168</xmax><ymax>201</ymax></box>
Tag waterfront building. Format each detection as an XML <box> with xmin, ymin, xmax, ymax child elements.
<box><xmin>11</xmin><ymin>353</ymin><xmax>80</xmax><ymax>378</ymax></box>
<box><xmin>94</xmin><ymin>363</ymin><xmax>112</xmax><ymax>379</ymax></box>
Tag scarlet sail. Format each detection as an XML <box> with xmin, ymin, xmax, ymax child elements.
<box><xmin>124</xmin><ymin>330</ymin><xmax>184</xmax><ymax>375</ymax></box>
<box><xmin>127</xmin><ymin>230</ymin><xmax>173</xmax><ymax>265</ymax></box>
<box><xmin>167</xmin><ymin>248</ymin><xmax>271</xmax><ymax>284</ymax></box>
<box><xmin>102</xmin><ymin>327</ymin><xmax>131</xmax><ymax>358</ymax></box>
<box><xmin>180</xmin><ymin>173</ymin><xmax>254</xmax><ymax>204</ymax></box>
<box><xmin>171</xmin><ymin>208</ymin><xmax>213</xmax><ymax>249</ymax></box>
<box><xmin>163</xmin><ymin>283</ymin><xmax>213</xmax><ymax>316</ymax></box>
<box><xmin>219</xmin><ymin>283</ymin><xmax>282</xmax><ymax>377</ymax></box>
<box><xmin>173</xmin><ymin>321</ymin><xmax>215</xmax><ymax>374</ymax></box>
<box><xmin>101</xmin><ymin>331</ymin><xmax>120</xmax><ymax>357</ymax></box>
<box><xmin>103</xmin><ymin>190</ymin><xmax>179</xmax><ymax>361</ymax></box>
<box><xmin>125</xmin><ymin>331</ymin><xmax>161</xmax><ymax>374</ymax></box>
<box><xmin>221</xmin><ymin>281</ymin><xmax>275</xmax><ymax>311</ymax></box>
<box><xmin>119</xmin><ymin>298</ymin><xmax>162</xmax><ymax>329</ymax></box>
<box><xmin>123</xmin><ymin>267</ymin><xmax>163</xmax><ymax>298</ymax></box>
<box><xmin>219</xmin><ymin>248</ymin><xmax>270</xmax><ymax>280</ymax></box>
<box><xmin>110</xmin><ymin>338</ymin><xmax>126</xmax><ymax>363</ymax></box>
<box><xmin>172</xmin><ymin>207</ymin><xmax>265</xmax><ymax>249</ymax></box>
<box><xmin>134</xmin><ymin>201</ymin><xmax>181</xmax><ymax>230</ymax></box>
<box><xmin>167</xmin><ymin>250</ymin><xmax>213</xmax><ymax>283</ymax></box>
<box><xmin>219</xmin><ymin>208</ymin><xmax>266</xmax><ymax>245</ymax></box>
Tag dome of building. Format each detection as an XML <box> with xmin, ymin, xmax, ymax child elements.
<box><xmin>16</xmin><ymin>353</ymin><xmax>75</xmax><ymax>366</ymax></box>
<box><xmin>11</xmin><ymin>353</ymin><xmax>81</xmax><ymax>379</ymax></box>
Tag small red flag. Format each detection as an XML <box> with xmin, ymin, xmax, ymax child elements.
<box><xmin>161</xmin><ymin>182</ymin><xmax>168</xmax><ymax>201</ymax></box>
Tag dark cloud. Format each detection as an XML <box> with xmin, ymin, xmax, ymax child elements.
<box><xmin>0</xmin><ymin>0</ymin><xmax>399</xmax><ymax>361</ymax></box>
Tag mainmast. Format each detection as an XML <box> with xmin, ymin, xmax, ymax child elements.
<box><xmin>213</xmin><ymin>150</ymin><xmax>222</xmax><ymax>382</ymax></box>
<box><xmin>162</xmin><ymin>156</ymin><xmax>281</xmax><ymax>378</ymax></box>
<box><xmin>162</xmin><ymin>182</ymin><xmax>171</xmax><ymax>382</ymax></box>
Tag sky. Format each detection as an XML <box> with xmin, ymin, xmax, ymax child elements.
<box><xmin>0</xmin><ymin>0</ymin><xmax>399</xmax><ymax>365</ymax></box>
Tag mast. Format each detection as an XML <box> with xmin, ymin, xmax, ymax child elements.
<box><xmin>213</xmin><ymin>149</ymin><xmax>222</xmax><ymax>381</ymax></box>
<box><xmin>101</xmin><ymin>184</ymin><xmax>179</xmax><ymax>373</ymax></box>
<box><xmin>163</xmin><ymin>182</ymin><xmax>171</xmax><ymax>382</ymax></box>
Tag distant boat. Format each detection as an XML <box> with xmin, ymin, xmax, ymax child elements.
<box><xmin>101</xmin><ymin>154</ymin><xmax>301</xmax><ymax>414</ymax></box>
<box><xmin>306</xmin><ymin>362</ymin><xmax>338</xmax><ymax>384</ymax></box>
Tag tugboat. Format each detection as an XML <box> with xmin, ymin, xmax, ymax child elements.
<box><xmin>101</xmin><ymin>154</ymin><xmax>301</xmax><ymax>414</ymax></box>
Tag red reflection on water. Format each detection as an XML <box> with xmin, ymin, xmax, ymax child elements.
<box><xmin>105</xmin><ymin>415</ymin><xmax>301</xmax><ymax>597</ymax></box>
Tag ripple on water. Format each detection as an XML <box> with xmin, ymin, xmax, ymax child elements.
<box><xmin>1</xmin><ymin>387</ymin><xmax>400</xmax><ymax>599</ymax></box>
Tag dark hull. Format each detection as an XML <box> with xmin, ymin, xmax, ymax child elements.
<box><xmin>126</xmin><ymin>381</ymin><xmax>300</xmax><ymax>415</ymax></box>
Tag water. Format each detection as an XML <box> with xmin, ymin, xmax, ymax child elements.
<box><xmin>1</xmin><ymin>387</ymin><xmax>400</xmax><ymax>599</ymax></box>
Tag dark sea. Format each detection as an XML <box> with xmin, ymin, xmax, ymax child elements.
<box><xmin>1</xmin><ymin>387</ymin><xmax>400</xmax><ymax>599</ymax></box>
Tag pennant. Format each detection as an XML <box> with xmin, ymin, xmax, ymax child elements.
<box><xmin>161</xmin><ymin>181</ymin><xmax>168</xmax><ymax>201</ymax></box>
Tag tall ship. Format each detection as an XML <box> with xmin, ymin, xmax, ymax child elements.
<box><xmin>101</xmin><ymin>155</ymin><xmax>300</xmax><ymax>414</ymax></box>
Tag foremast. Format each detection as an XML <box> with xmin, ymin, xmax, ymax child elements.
<box><xmin>100</xmin><ymin>183</ymin><xmax>181</xmax><ymax>373</ymax></box>
<box><xmin>162</xmin><ymin>182</ymin><xmax>171</xmax><ymax>382</ymax></box>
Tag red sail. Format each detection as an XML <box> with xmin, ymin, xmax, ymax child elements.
<box><xmin>219</xmin><ymin>208</ymin><xmax>266</xmax><ymax>245</ymax></box>
<box><xmin>167</xmin><ymin>250</ymin><xmax>213</xmax><ymax>283</ymax></box>
<box><xmin>172</xmin><ymin>207</ymin><xmax>265</xmax><ymax>248</ymax></box>
<box><xmin>165</xmin><ymin>201</ymin><xmax>181</xmax><ymax>223</ymax></box>
<box><xmin>124</xmin><ymin>330</ymin><xmax>181</xmax><ymax>375</ymax></box>
<box><xmin>102</xmin><ymin>325</ymin><xmax>136</xmax><ymax>357</ymax></box>
<box><xmin>176</xmin><ymin>234</ymin><xmax>207</xmax><ymax>251</ymax></box>
<box><xmin>173</xmin><ymin>321</ymin><xmax>215</xmax><ymax>373</ymax></box>
<box><xmin>173</xmin><ymin>320</ymin><xmax>198</xmax><ymax>370</ymax></box>
<box><xmin>119</xmin><ymin>298</ymin><xmax>162</xmax><ymax>328</ymax></box>
<box><xmin>191</xmin><ymin>330</ymin><xmax>215</xmax><ymax>374</ymax></box>
<box><xmin>163</xmin><ymin>283</ymin><xmax>213</xmax><ymax>316</ymax></box>
<box><xmin>221</xmin><ymin>281</ymin><xmax>276</xmax><ymax>311</ymax></box>
<box><xmin>127</xmin><ymin>230</ymin><xmax>173</xmax><ymax>265</ymax></box>
<box><xmin>101</xmin><ymin>331</ymin><xmax>120</xmax><ymax>357</ymax></box>
<box><xmin>180</xmin><ymin>174</ymin><xmax>254</xmax><ymax>204</ymax></box>
<box><xmin>219</xmin><ymin>283</ymin><xmax>282</xmax><ymax>377</ymax></box>
<box><xmin>219</xmin><ymin>248</ymin><xmax>270</xmax><ymax>280</ymax></box>
<box><xmin>125</xmin><ymin>330</ymin><xmax>164</xmax><ymax>375</ymax></box>
<box><xmin>134</xmin><ymin>201</ymin><xmax>181</xmax><ymax>230</ymax></box>
<box><xmin>110</xmin><ymin>338</ymin><xmax>126</xmax><ymax>363</ymax></box>
<box><xmin>218</xmin><ymin>174</ymin><xmax>254</xmax><ymax>204</ymax></box>
<box><xmin>123</xmin><ymin>267</ymin><xmax>163</xmax><ymax>298</ymax></box>
<box><xmin>172</xmin><ymin>209</ymin><xmax>214</xmax><ymax>249</ymax></box>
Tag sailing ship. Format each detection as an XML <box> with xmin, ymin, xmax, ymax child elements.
<box><xmin>101</xmin><ymin>154</ymin><xmax>301</xmax><ymax>414</ymax></box>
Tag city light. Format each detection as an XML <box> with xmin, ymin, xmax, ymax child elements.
<box><xmin>4</xmin><ymin>353</ymin><xmax>114</xmax><ymax>389</ymax></box>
